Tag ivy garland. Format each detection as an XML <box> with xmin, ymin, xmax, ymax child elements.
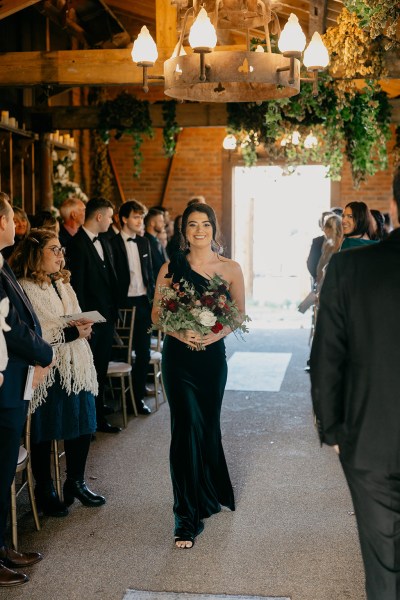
<box><xmin>227</xmin><ymin>8</ymin><xmax>392</xmax><ymax>187</ymax></box>
<box><xmin>162</xmin><ymin>100</ymin><xmax>182</xmax><ymax>157</ymax></box>
<box><xmin>98</xmin><ymin>92</ymin><xmax>154</xmax><ymax>178</ymax></box>
<box><xmin>344</xmin><ymin>0</ymin><xmax>400</xmax><ymax>47</ymax></box>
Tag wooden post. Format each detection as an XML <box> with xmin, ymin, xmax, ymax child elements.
<box><xmin>38</xmin><ymin>133</ymin><xmax>53</xmax><ymax>212</ymax></box>
<box><xmin>156</xmin><ymin>0</ymin><xmax>177</xmax><ymax>51</ymax></box>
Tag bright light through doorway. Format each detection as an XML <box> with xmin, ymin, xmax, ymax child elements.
<box><xmin>233</xmin><ymin>165</ymin><xmax>331</xmax><ymax>327</ymax></box>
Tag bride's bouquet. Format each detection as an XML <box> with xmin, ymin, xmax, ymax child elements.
<box><xmin>154</xmin><ymin>274</ymin><xmax>251</xmax><ymax>350</ymax></box>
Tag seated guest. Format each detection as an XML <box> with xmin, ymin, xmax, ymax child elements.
<box><xmin>187</xmin><ymin>195</ymin><xmax>206</xmax><ymax>206</ymax></box>
<box><xmin>340</xmin><ymin>201</ymin><xmax>378</xmax><ymax>250</ymax></box>
<box><xmin>67</xmin><ymin>197</ymin><xmax>120</xmax><ymax>434</ymax></box>
<box><xmin>2</xmin><ymin>207</ymin><xmax>30</xmax><ymax>261</ymax></box>
<box><xmin>111</xmin><ymin>200</ymin><xmax>154</xmax><ymax>415</ymax></box>
<box><xmin>10</xmin><ymin>228</ymin><xmax>104</xmax><ymax>515</ymax></box>
<box><xmin>0</xmin><ymin>193</ymin><xmax>53</xmax><ymax>588</ymax></box>
<box><xmin>58</xmin><ymin>197</ymin><xmax>86</xmax><ymax>249</ymax></box>
<box><xmin>151</xmin><ymin>205</ymin><xmax>172</xmax><ymax>239</ymax></box>
<box><xmin>144</xmin><ymin>208</ymin><xmax>167</xmax><ymax>282</ymax></box>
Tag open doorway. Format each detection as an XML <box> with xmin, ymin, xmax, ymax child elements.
<box><xmin>233</xmin><ymin>165</ymin><xmax>331</xmax><ymax>327</ymax></box>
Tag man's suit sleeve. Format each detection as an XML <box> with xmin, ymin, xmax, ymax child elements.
<box><xmin>68</xmin><ymin>239</ymin><xmax>87</xmax><ymax>311</ymax></box>
<box><xmin>309</xmin><ymin>253</ymin><xmax>348</xmax><ymax>445</ymax></box>
<box><xmin>143</xmin><ymin>237</ymin><xmax>155</xmax><ymax>299</ymax></box>
<box><xmin>0</xmin><ymin>280</ymin><xmax>53</xmax><ymax>367</ymax></box>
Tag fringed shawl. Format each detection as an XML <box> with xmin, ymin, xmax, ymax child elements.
<box><xmin>19</xmin><ymin>278</ymin><xmax>98</xmax><ymax>413</ymax></box>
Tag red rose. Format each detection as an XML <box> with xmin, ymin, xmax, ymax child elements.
<box><xmin>166</xmin><ymin>300</ymin><xmax>179</xmax><ymax>313</ymax></box>
<box><xmin>211</xmin><ymin>322</ymin><xmax>223</xmax><ymax>334</ymax></box>
<box><xmin>201</xmin><ymin>295</ymin><xmax>215</xmax><ymax>308</ymax></box>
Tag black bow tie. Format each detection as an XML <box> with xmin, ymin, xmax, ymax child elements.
<box><xmin>127</xmin><ymin>237</ymin><xmax>138</xmax><ymax>243</ymax></box>
<box><xmin>92</xmin><ymin>236</ymin><xmax>99</xmax><ymax>243</ymax></box>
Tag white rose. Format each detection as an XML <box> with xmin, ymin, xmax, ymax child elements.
<box><xmin>198</xmin><ymin>309</ymin><xmax>217</xmax><ymax>327</ymax></box>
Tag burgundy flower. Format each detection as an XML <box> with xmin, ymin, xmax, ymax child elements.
<box><xmin>166</xmin><ymin>300</ymin><xmax>179</xmax><ymax>313</ymax></box>
<box><xmin>201</xmin><ymin>295</ymin><xmax>215</xmax><ymax>308</ymax></box>
<box><xmin>211</xmin><ymin>322</ymin><xmax>224</xmax><ymax>334</ymax></box>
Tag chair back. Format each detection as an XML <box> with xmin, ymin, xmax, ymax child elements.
<box><xmin>112</xmin><ymin>307</ymin><xmax>136</xmax><ymax>365</ymax></box>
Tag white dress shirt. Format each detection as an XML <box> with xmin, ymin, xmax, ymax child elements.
<box><xmin>121</xmin><ymin>231</ymin><xmax>147</xmax><ymax>297</ymax></box>
<box><xmin>83</xmin><ymin>226</ymin><xmax>104</xmax><ymax>261</ymax></box>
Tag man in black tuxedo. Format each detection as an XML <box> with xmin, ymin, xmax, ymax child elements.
<box><xmin>111</xmin><ymin>200</ymin><xmax>155</xmax><ymax>415</ymax></box>
<box><xmin>68</xmin><ymin>197</ymin><xmax>121</xmax><ymax>434</ymax></box>
<box><xmin>0</xmin><ymin>193</ymin><xmax>53</xmax><ymax>587</ymax></box>
<box><xmin>144</xmin><ymin>208</ymin><xmax>167</xmax><ymax>282</ymax></box>
<box><xmin>58</xmin><ymin>196</ymin><xmax>86</xmax><ymax>251</ymax></box>
<box><xmin>310</xmin><ymin>171</ymin><xmax>400</xmax><ymax>600</ymax></box>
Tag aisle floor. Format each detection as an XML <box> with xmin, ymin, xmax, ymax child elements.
<box><xmin>4</xmin><ymin>328</ymin><xmax>365</xmax><ymax>600</ymax></box>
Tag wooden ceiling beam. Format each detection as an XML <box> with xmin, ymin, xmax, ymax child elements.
<box><xmin>107</xmin><ymin>0</ymin><xmax>155</xmax><ymax>21</ymax></box>
<box><xmin>28</xmin><ymin>103</ymin><xmax>228</xmax><ymax>130</ymax></box>
<box><xmin>156</xmin><ymin>0</ymin><xmax>177</xmax><ymax>50</ymax></box>
<box><xmin>309</xmin><ymin>0</ymin><xmax>328</xmax><ymax>34</ymax></box>
<box><xmin>0</xmin><ymin>0</ymin><xmax>40</xmax><ymax>20</ymax></box>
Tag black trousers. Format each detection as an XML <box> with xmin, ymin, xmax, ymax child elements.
<box><xmin>341</xmin><ymin>458</ymin><xmax>400</xmax><ymax>600</ymax></box>
<box><xmin>0</xmin><ymin>402</ymin><xmax>28</xmax><ymax>547</ymax></box>
<box><xmin>125</xmin><ymin>296</ymin><xmax>152</xmax><ymax>403</ymax></box>
<box><xmin>89</xmin><ymin>320</ymin><xmax>115</xmax><ymax>425</ymax></box>
<box><xmin>31</xmin><ymin>435</ymin><xmax>92</xmax><ymax>485</ymax></box>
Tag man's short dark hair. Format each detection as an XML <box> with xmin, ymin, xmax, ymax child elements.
<box><xmin>85</xmin><ymin>197</ymin><xmax>114</xmax><ymax>221</ymax></box>
<box><xmin>0</xmin><ymin>192</ymin><xmax>11</xmax><ymax>218</ymax></box>
<box><xmin>393</xmin><ymin>168</ymin><xmax>400</xmax><ymax>219</ymax></box>
<box><xmin>119</xmin><ymin>199</ymin><xmax>147</xmax><ymax>224</ymax></box>
<box><xmin>144</xmin><ymin>208</ymin><xmax>163</xmax><ymax>228</ymax></box>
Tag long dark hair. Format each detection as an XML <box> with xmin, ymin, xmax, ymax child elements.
<box><xmin>344</xmin><ymin>201</ymin><xmax>373</xmax><ymax>238</ymax></box>
<box><xmin>180</xmin><ymin>203</ymin><xmax>222</xmax><ymax>253</ymax></box>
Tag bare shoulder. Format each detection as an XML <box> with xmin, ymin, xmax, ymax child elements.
<box><xmin>215</xmin><ymin>257</ymin><xmax>243</xmax><ymax>281</ymax></box>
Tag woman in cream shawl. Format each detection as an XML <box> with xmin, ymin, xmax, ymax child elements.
<box><xmin>10</xmin><ymin>228</ymin><xmax>105</xmax><ymax>517</ymax></box>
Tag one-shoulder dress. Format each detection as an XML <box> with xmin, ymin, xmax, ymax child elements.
<box><xmin>162</xmin><ymin>262</ymin><xmax>235</xmax><ymax>542</ymax></box>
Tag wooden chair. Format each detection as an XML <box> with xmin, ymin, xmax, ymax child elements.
<box><xmin>107</xmin><ymin>307</ymin><xmax>137</xmax><ymax>427</ymax></box>
<box><xmin>51</xmin><ymin>439</ymin><xmax>65</xmax><ymax>500</ymax></box>
<box><xmin>10</xmin><ymin>412</ymin><xmax>40</xmax><ymax>551</ymax></box>
<box><xmin>132</xmin><ymin>344</ymin><xmax>167</xmax><ymax>411</ymax></box>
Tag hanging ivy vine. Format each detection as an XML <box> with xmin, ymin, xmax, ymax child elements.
<box><xmin>227</xmin><ymin>8</ymin><xmax>392</xmax><ymax>187</ymax></box>
<box><xmin>162</xmin><ymin>100</ymin><xmax>181</xmax><ymax>157</ymax></box>
<box><xmin>98</xmin><ymin>92</ymin><xmax>154</xmax><ymax>178</ymax></box>
<box><xmin>344</xmin><ymin>0</ymin><xmax>400</xmax><ymax>46</ymax></box>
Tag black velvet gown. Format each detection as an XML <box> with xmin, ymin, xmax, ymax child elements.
<box><xmin>162</xmin><ymin>261</ymin><xmax>235</xmax><ymax>541</ymax></box>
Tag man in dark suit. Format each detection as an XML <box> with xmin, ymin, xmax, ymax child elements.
<box><xmin>144</xmin><ymin>208</ymin><xmax>167</xmax><ymax>282</ymax></box>
<box><xmin>0</xmin><ymin>193</ymin><xmax>53</xmax><ymax>587</ymax></box>
<box><xmin>58</xmin><ymin>196</ymin><xmax>86</xmax><ymax>250</ymax></box>
<box><xmin>111</xmin><ymin>200</ymin><xmax>154</xmax><ymax>415</ymax></box>
<box><xmin>310</xmin><ymin>172</ymin><xmax>400</xmax><ymax>600</ymax></box>
<box><xmin>68</xmin><ymin>197</ymin><xmax>121</xmax><ymax>434</ymax></box>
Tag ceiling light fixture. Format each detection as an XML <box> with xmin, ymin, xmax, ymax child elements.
<box><xmin>131</xmin><ymin>1</ymin><xmax>329</xmax><ymax>102</ymax></box>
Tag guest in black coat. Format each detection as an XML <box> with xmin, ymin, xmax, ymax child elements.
<box><xmin>144</xmin><ymin>208</ymin><xmax>167</xmax><ymax>282</ymax></box>
<box><xmin>111</xmin><ymin>200</ymin><xmax>155</xmax><ymax>415</ymax></box>
<box><xmin>67</xmin><ymin>197</ymin><xmax>120</xmax><ymax>434</ymax></box>
<box><xmin>58</xmin><ymin>197</ymin><xmax>86</xmax><ymax>251</ymax></box>
<box><xmin>310</xmin><ymin>169</ymin><xmax>400</xmax><ymax>600</ymax></box>
<box><xmin>0</xmin><ymin>193</ymin><xmax>53</xmax><ymax>588</ymax></box>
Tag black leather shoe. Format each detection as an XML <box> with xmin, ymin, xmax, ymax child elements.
<box><xmin>0</xmin><ymin>564</ymin><xmax>28</xmax><ymax>587</ymax></box>
<box><xmin>137</xmin><ymin>400</ymin><xmax>151</xmax><ymax>415</ymax></box>
<box><xmin>35</xmin><ymin>482</ymin><xmax>68</xmax><ymax>518</ymax></box>
<box><xmin>96</xmin><ymin>421</ymin><xmax>121</xmax><ymax>433</ymax></box>
<box><xmin>63</xmin><ymin>480</ymin><xmax>106</xmax><ymax>507</ymax></box>
<box><xmin>0</xmin><ymin>546</ymin><xmax>42</xmax><ymax>568</ymax></box>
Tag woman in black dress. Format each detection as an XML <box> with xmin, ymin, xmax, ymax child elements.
<box><xmin>152</xmin><ymin>203</ymin><xmax>246</xmax><ymax>548</ymax></box>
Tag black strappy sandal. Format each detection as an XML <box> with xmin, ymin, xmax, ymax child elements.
<box><xmin>174</xmin><ymin>536</ymin><xmax>194</xmax><ymax>549</ymax></box>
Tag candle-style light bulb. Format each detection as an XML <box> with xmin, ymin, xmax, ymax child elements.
<box><xmin>131</xmin><ymin>25</ymin><xmax>158</xmax><ymax>64</ymax></box>
<box><xmin>278</xmin><ymin>13</ymin><xmax>306</xmax><ymax>54</ymax></box>
<box><xmin>188</xmin><ymin>7</ymin><xmax>217</xmax><ymax>50</ymax></box>
<box><xmin>303</xmin><ymin>32</ymin><xmax>329</xmax><ymax>69</ymax></box>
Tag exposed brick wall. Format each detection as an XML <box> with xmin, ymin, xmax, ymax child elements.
<box><xmin>107</xmin><ymin>125</ymin><xmax>395</xmax><ymax>220</ymax></box>
<box><xmin>108</xmin><ymin>127</ymin><xmax>226</xmax><ymax>222</ymax></box>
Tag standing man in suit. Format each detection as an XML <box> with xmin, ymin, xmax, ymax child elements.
<box><xmin>112</xmin><ymin>200</ymin><xmax>154</xmax><ymax>415</ymax></box>
<box><xmin>310</xmin><ymin>170</ymin><xmax>400</xmax><ymax>600</ymax></box>
<box><xmin>144</xmin><ymin>208</ymin><xmax>167</xmax><ymax>282</ymax></box>
<box><xmin>0</xmin><ymin>193</ymin><xmax>53</xmax><ymax>587</ymax></box>
<box><xmin>68</xmin><ymin>197</ymin><xmax>120</xmax><ymax>434</ymax></box>
<box><xmin>58</xmin><ymin>197</ymin><xmax>86</xmax><ymax>250</ymax></box>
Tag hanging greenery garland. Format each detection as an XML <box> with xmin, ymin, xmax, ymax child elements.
<box><xmin>227</xmin><ymin>8</ymin><xmax>392</xmax><ymax>187</ymax></box>
<box><xmin>162</xmin><ymin>100</ymin><xmax>182</xmax><ymax>158</ymax></box>
<box><xmin>344</xmin><ymin>0</ymin><xmax>400</xmax><ymax>47</ymax></box>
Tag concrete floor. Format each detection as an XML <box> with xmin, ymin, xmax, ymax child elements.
<box><xmin>4</xmin><ymin>328</ymin><xmax>365</xmax><ymax>600</ymax></box>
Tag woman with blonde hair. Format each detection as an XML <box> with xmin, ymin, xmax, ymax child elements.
<box><xmin>10</xmin><ymin>229</ymin><xmax>104</xmax><ymax>517</ymax></box>
<box><xmin>316</xmin><ymin>214</ymin><xmax>343</xmax><ymax>292</ymax></box>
